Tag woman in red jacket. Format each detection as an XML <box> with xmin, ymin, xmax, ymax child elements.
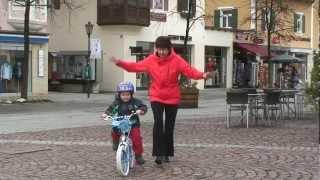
<box><xmin>111</xmin><ymin>36</ymin><xmax>210</xmax><ymax>165</ymax></box>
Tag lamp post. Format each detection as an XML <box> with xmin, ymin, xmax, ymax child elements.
<box><xmin>85</xmin><ymin>21</ymin><xmax>93</xmax><ymax>98</ymax></box>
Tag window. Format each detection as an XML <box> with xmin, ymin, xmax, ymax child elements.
<box><xmin>214</xmin><ymin>8</ymin><xmax>238</xmax><ymax>29</ymax></box>
<box><xmin>221</xmin><ymin>10</ymin><xmax>233</xmax><ymax>28</ymax></box>
<box><xmin>177</xmin><ymin>0</ymin><xmax>196</xmax><ymax>18</ymax></box>
<box><xmin>153</xmin><ymin>0</ymin><xmax>163</xmax><ymax>10</ymax></box>
<box><xmin>150</xmin><ymin>0</ymin><xmax>168</xmax><ymax>11</ymax></box>
<box><xmin>294</xmin><ymin>13</ymin><xmax>305</xmax><ymax>34</ymax></box>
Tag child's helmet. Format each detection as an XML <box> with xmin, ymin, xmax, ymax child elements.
<box><xmin>117</xmin><ymin>81</ymin><xmax>135</xmax><ymax>93</ymax></box>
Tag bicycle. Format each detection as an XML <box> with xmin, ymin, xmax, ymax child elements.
<box><xmin>103</xmin><ymin>112</ymin><xmax>136</xmax><ymax>176</ymax></box>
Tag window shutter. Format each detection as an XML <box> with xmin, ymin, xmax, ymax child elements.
<box><xmin>302</xmin><ymin>15</ymin><xmax>305</xmax><ymax>33</ymax></box>
<box><xmin>231</xmin><ymin>9</ymin><xmax>238</xmax><ymax>29</ymax></box>
<box><xmin>214</xmin><ymin>10</ymin><xmax>220</xmax><ymax>28</ymax></box>
<box><xmin>270</xmin><ymin>10</ymin><xmax>276</xmax><ymax>31</ymax></box>
<box><xmin>293</xmin><ymin>13</ymin><xmax>298</xmax><ymax>32</ymax></box>
<box><xmin>191</xmin><ymin>0</ymin><xmax>196</xmax><ymax>17</ymax></box>
<box><xmin>97</xmin><ymin>0</ymin><xmax>102</xmax><ymax>25</ymax></box>
<box><xmin>177</xmin><ymin>0</ymin><xmax>184</xmax><ymax>12</ymax></box>
<box><xmin>261</xmin><ymin>9</ymin><xmax>266</xmax><ymax>31</ymax></box>
<box><xmin>164</xmin><ymin>0</ymin><xmax>168</xmax><ymax>11</ymax></box>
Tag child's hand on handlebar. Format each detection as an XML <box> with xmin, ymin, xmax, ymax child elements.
<box><xmin>101</xmin><ymin>113</ymin><xmax>107</xmax><ymax>119</ymax></box>
<box><xmin>136</xmin><ymin>110</ymin><xmax>145</xmax><ymax>115</ymax></box>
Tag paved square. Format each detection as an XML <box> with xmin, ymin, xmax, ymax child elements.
<box><xmin>0</xmin><ymin>118</ymin><xmax>318</xmax><ymax>180</ymax></box>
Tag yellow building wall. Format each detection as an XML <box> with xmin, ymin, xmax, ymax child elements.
<box><xmin>205</xmin><ymin>0</ymin><xmax>251</xmax><ymax>30</ymax></box>
<box><xmin>205</xmin><ymin>0</ymin><xmax>316</xmax><ymax>50</ymax></box>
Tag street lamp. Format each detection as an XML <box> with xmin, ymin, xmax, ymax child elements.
<box><xmin>85</xmin><ymin>21</ymin><xmax>94</xmax><ymax>98</ymax></box>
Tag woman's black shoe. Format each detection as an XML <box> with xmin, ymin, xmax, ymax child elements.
<box><xmin>155</xmin><ymin>156</ymin><xmax>162</xmax><ymax>165</ymax></box>
<box><xmin>163</xmin><ymin>156</ymin><xmax>169</xmax><ymax>163</ymax></box>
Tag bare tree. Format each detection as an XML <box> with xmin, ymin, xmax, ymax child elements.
<box><xmin>166</xmin><ymin>0</ymin><xmax>207</xmax><ymax>87</ymax></box>
<box><xmin>245</xmin><ymin>0</ymin><xmax>304</xmax><ymax>87</ymax></box>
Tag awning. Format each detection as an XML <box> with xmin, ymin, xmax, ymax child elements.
<box><xmin>235</xmin><ymin>43</ymin><xmax>271</xmax><ymax>58</ymax></box>
<box><xmin>0</xmin><ymin>33</ymin><xmax>49</xmax><ymax>44</ymax></box>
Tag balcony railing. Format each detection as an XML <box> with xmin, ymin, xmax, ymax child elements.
<box><xmin>7</xmin><ymin>0</ymin><xmax>47</xmax><ymax>31</ymax></box>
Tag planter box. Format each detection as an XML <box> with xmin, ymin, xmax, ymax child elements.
<box><xmin>180</xmin><ymin>88</ymin><xmax>199</xmax><ymax>108</ymax></box>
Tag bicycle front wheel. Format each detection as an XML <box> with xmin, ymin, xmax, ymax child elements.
<box><xmin>116</xmin><ymin>144</ymin><xmax>130</xmax><ymax>176</ymax></box>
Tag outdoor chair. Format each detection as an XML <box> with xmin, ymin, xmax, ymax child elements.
<box><xmin>280</xmin><ymin>91</ymin><xmax>300</xmax><ymax>120</ymax></box>
<box><xmin>226</xmin><ymin>89</ymin><xmax>249</xmax><ymax>128</ymax></box>
<box><xmin>263</xmin><ymin>90</ymin><xmax>282</xmax><ymax>126</ymax></box>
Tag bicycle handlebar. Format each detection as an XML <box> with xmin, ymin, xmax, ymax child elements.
<box><xmin>103</xmin><ymin>112</ymin><xmax>137</xmax><ymax>121</ymax></box>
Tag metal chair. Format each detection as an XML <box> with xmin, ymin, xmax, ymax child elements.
<box><xmin>264</xmin><ymin>90</ymin><xmax>282</xmax><ymax>125</ymax></box>
<box><xmin>226</xmin><ymin>89</ymin><xmax>249</xmax><ymax>128</ymax></box>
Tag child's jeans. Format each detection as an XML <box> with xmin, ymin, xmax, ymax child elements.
<box><xmin>111</xmin><ymin>127</ymin><xmax>144</xmax><ymax>156</ymax></box>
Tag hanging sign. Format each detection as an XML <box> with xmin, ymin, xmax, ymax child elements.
<box><xmin>90</xmin><ymin>39</ymin><xmax>102</xmax><ymax>59</ymax></box>
<box><xmin>38</xmin><ymin>49</ymin><xmax>44</xmax><ymax>77</ymax></box>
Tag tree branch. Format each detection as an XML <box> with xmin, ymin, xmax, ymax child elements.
<box><xmin>189</xmin><ymin>14</ymin><xmax>205</xmax><ymax>29</ymax></box>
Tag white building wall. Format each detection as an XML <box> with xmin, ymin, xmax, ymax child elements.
<box><xmin>48</xmin><ymin>0</ymin><xmax>234</xmax><ymax>91</ymax></box>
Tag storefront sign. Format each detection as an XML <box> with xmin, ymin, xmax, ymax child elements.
<box><xmin>38</xmin><ymin>49</ymin><xmax>44</xmax><ymax>77</ymax></box>
<box><xmin>272</xmin><ymin>36</ymin><xmax>280</xmax><ymax>44</ymax></box>
<box><xmin>253</xmin><ymin>37</ymin><xmax>264</xmax><ymax>44</ymax></box>
<box><xmin>90</xmin><ymin>39</ymin><xmax>102</xmax><ymax>59</ymax></box>
<box><xmin>235</xmin><ymin>32</ymin><xmax>250</xmax><ymax>42</ymax></box>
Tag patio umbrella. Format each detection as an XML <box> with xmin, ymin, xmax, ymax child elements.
<box><xmin>269</xmin><ymin>54</ymin><xmax>304</xmax><ymax>64</ymax></box>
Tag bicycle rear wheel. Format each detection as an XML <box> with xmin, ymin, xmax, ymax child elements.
<box><xmin>116</xmin><ymin>144</ymin><xmax>130</xmax><ymax>176</ymax></box>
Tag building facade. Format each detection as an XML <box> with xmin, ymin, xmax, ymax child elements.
<box><xmin>48</xmin><ymin>0</ymin><xmax>234</xmax><ymax>92</ymax></box>
<box><xmin>205</xmin><ymin>0</ymin><xmax>319</xmax><ymax>88</ymax></box>
<box><xmin>0</xmin><ymin>0</ymin><xmax>49</xmax><ymax>99</ymax></box>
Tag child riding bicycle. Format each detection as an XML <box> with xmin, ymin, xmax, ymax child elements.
<box><xmin>101</xmin><ymin>81</ymin><xmax>147</xmax><ymax>165</ymax></box>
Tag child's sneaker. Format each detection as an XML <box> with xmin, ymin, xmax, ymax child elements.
<box><xmin>112</xmin><ymin>140</ymin><xmax>119</xmax><ymax>151</ymax></box>
<box><xmin>135</xmin><ymin>155</ymin><xmax>145</xmax><ymax>165</ymax></box>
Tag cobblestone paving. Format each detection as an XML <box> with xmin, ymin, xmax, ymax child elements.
<box><xmin>0</xmin><ymin>118</ymin><xmax>318</xmax><ymax>180</ymax></box>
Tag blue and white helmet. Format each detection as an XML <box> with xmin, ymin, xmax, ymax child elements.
<box><xmin>117</xmin><ymin>81</ymin><xmax>135</xmax><ymax>93</ymax></box>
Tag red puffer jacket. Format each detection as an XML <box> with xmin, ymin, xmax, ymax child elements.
<box><xmin>116</xmin><ymin>49</ymin><xmax>204</xmax><ymax>105</ymax></box>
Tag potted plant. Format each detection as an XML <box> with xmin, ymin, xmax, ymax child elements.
<box><xmin>179</xmin><ymin>75</ymin><xmax>199</xmax><ymax>108</ymax></box>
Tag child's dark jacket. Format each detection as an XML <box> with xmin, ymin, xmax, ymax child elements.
<box><xmin>105</xmin><ymin>96</ymin><xmax>147</xmax><ymax>128</ymax></box>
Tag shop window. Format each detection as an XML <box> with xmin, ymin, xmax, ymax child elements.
<box><xmin>214</xmin><ymin>8</ymin><xmax>238</xmax><ymax>29</ymax></box>
<box><xmin>294</xmin><ymin>13</ymin><xmax>305</xmax><ymax>34</ymax></box>
<box><xmin>49</xmin><ymin>54</ymin><xmax>96</xmax><ymax>81</ymax></box>
<box><xmin>135</xmin><ymin>41</ymin><xmax>154</xmax><ymax>89</ymax></box>
<box><xmin>177</xmin><ymin>0</ymin><xmax>196</xmax><ymax>18</ymax></box>
<box><xmin>0</xmin><ymin>49</ymin><xmax>31</xmax><ymax>93</ymax></box>
<box><xmin>205</xmin><ymin>46</ymin><xmax>224</xmax><ymax>88</ymax></box>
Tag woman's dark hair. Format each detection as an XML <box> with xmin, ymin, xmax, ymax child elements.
<box><xmin>155</xmin><ymin>36</ymin><xmax>172</xmax><ymax>49</ymax></box>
